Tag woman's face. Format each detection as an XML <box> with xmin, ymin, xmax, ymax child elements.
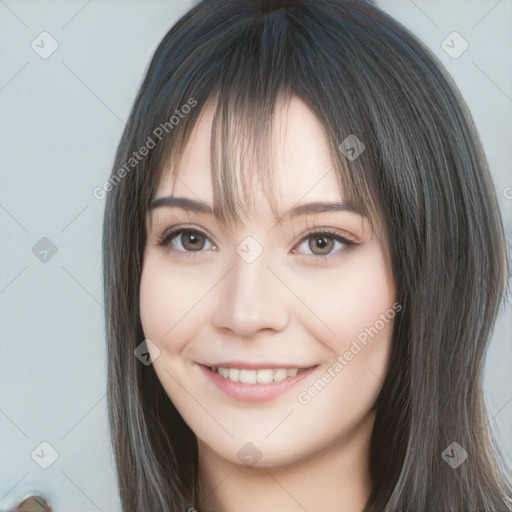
<box><xmin>140</xmin><ymin>96</ymin><xmax>397</xmax><ymax>468</ymax></box>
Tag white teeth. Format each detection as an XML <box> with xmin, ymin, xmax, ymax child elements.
<box><xmin>256</xmin><ymin>369</ymin><xmax>274</xmax><ymax>384</ymax></box>
<box><xmin>228</xmin><ymin>368</ymin><xmax>240</xmax><ymax>381</ymax></box>
<box><xmin>212</xmin><ymin>366</ymin><xmax>305</xmax><ymax>384</ymax></box>
<box><xmin>273</xmin><ymin>368</ymin><xmax>288</xmax><ymax>382</ymax></box>
<box><xmin>239</xmin><ymin>369</ymin><xmax>257</xmax><ymax>384</ymax></box>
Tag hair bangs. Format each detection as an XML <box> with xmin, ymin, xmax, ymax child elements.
<box><xmin>152</xmin><ymin>6</ymin><xmax>383</xmax><ymax>236</ymax></box>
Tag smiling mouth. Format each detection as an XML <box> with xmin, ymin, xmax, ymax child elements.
<box><xmin>207</xmin><ymin>366</ymin><xmax>314</xmax><ymax>384</ymax></box>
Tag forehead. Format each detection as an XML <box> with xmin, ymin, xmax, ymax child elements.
<box><xmin>155</xmin><ymin>95</ymin><xmax>343</xmax><ymax>209</ymax></box>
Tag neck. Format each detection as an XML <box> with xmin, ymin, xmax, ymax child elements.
<box><xmin>196</xmin><ymin>411</ymin><xmax>375</xmax><ymax>512</ymax></box>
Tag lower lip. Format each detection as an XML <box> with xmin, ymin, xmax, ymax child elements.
<box><xmin>200</xmin><ymin>365</ymin><xmax>317</xmax><ymax>402</ymax></box>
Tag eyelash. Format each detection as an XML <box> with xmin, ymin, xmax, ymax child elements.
<box><xmin>155</xmin><ymin>225</ymin><xmax>358</xmax><ymax>261</ymax></box>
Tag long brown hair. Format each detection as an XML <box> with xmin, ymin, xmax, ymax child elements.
<box><xmin>102</xmin><ymin>0</ymin><xmax>512</xmax><ymax>510</ymax></box>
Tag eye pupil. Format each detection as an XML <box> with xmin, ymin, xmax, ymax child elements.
<box><xmin>310</xmin><ymin>235</ymin><xmax>334</xmax><ymax>255</ymax></box>
<box><xmin>182</xmin><ymin>231</ymin><xmax>205</xmax><ymax>251</ymax></box>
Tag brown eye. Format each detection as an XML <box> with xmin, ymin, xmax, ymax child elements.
<box><xmin>179</xmin><ymin>230</ymin><xmax>207</xmax><ymax>251</ymax></box>
<box><xmin>308</xmin><ymin>235</ymin><xmax>335</xmax><ymax>255</ymax></box>
<box><xmin>156</xmin><ymin>227</ymin><xmax>215</xmax><ymax>258</ymax></box>
<box><xmin>157</xmin><ymin>226</ymin><xmax>356</xmax><ymax>260</ymax></box>
<box><xmin>295</xmin><ymin>230</ymin><xmax>355</xmax><ymax>258</ymax></box>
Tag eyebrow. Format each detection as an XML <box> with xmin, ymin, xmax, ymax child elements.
<box><xmin>149</xmin><ymin>196</ymin><xmax>361</xmax><ymax>219</ymax></box>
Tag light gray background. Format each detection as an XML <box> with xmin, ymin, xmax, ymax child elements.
<box><xmin>0</xmin><ymin>1</ymin><xmax>511</xmax><ymax>511</ymax></box>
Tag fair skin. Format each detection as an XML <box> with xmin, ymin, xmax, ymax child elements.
<box><xmin>140</xmin><ymin>96</ymin><xmax>396</xmax><ymax>512</ymax></box>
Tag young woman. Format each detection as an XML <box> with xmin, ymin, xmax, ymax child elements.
<box><xmin>102</xmin><ymin>0</ymin><xmax>512</xmax><ymax>510</ymax></box>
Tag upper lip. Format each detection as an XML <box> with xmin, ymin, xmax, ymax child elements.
<box><xmin>202</xmin><ymin>361</ymin><xmax>317</xmax><ymax>370</ymax></box>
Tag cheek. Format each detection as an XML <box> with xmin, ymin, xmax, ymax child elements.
<box><xmin>139</xmin><ymin>255</ymin><xmax>208</xmax><ymax>354</ymax></box>
<box><xmin>294</xmin><ymin>245</ymin><xmax>396</xmax><ymax>355</ymax></box>
<box><xmin>293</xmin><ymin>247</ymin><xmax>396</xmax><ymax>424</ymax></box>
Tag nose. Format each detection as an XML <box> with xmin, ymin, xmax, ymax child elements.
<box><xmin>211</xmin><ymin>244</ymin><xmax>290</xmax><ymax>338</ymax></box>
